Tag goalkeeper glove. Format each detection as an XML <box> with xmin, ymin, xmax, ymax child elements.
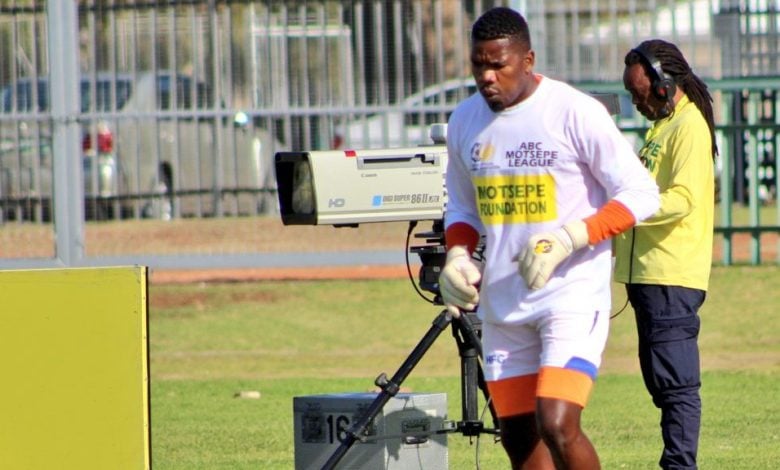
<box><xmin>439</xmin><ymin>246</ymin><xmax>481</xmax><ymax>318</ymax></box>
<box><xmin>518</xmin><ymin>221</ymin><xmax>589</xmax><ymax>290</ymax></box>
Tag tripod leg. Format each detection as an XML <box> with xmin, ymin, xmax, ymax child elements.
<box><xmin>320</xmin><ymin>310</ymin><xmax>453</xmax><ymax>470</ymax></box>
<box><xmin>475</xmin><ymin>355</ymin><xmax>501</xmax><ymax>432</ymax></box>
<box><xmin>451</xmin><ymin>313</ymin><xmax>483</xmax><ymax>435</ymax></box>
<box><xmin>452</xmin><ymin>313</ymin><xmax>500</xmax><ymax>435</ymax></box>
<box><xmin>459</xmin><ymin>333</ymin><xmax>482</xmax><ymax>434</ymax></box>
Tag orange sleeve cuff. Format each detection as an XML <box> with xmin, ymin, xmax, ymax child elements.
<box><xmin>583</xmin><ymin>200</ymin><xmax>636</xmax><ymax>245</ymax></box>
<box><xmin>445</xmin><ymin>222</ymin><xmax>480</xmax><ymax>253</ymax></box>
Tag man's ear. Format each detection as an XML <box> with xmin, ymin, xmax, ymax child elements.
<box><xmin>525</xmin><ymin>50</ymin><xmax>536</xmax><ymax>71</ymax></box>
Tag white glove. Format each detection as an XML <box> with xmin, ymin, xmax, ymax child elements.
<box><xmin>439</xmin><ymin>246</ymin><xmax>481</xmax><ymax>318</ymax></box>
<box><xmin>518</xmin><ymin>221</ymin><xmax>589</xmax><ymax>290</ymax></box>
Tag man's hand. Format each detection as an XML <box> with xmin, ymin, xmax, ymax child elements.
<box><xmin>439</xmin><ymin>246</ymin><xmax>481</xmax><ymax>318</ymax></box>
<box><xmin>518</xmin><ymin>221</ymin><xmax>589</xmax><ymax>290</ymax></box>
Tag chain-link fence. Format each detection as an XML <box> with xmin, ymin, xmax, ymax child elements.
<box><xmin>0</xmin><ymin>0</ymin><xmax>778</xmax><ymax>269</ymax></box>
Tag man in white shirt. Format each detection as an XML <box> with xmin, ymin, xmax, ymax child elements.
<box><xmin>440</xmin><ymin>7</ymin><xmax>660</xmax><ymax>469</ymax></box>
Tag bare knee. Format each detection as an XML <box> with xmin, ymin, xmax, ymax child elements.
<box><xmin>537</xmin><ymin>410</ymin><xmax>580</xmax><ymax>450</ymax></box>
<box><xmin>536</xmin><ymin>398</ymin><xmax>600</xmax><ymax>469</ymax></box>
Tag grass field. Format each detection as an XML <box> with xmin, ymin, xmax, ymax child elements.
<box><xmin>149</xmin><ymin>265</ymin><xmax>780</xmax><ymax>469</ymax></box>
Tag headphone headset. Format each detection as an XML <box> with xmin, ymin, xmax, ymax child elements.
<box><xmin>631</xmin><ymin>44</ymin><xmax>677</xmax><ymax>102</ymax></box>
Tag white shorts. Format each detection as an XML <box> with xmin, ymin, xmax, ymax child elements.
<box><xmin>482</xmin><ymin>309</ymin><xmax>609</xmax><ymax>382</ymax></box>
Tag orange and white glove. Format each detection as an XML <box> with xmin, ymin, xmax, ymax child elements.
<box><xmin>439</xmin><ymin>246</ymin><xmax>481</xmax><ymax>318</ymax></box>
<box><xmin>518</xmin><ymin>221</ymin><xmax>589</xmax><ymax>290</ymax></box>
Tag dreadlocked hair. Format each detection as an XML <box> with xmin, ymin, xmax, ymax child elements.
<box><xmin>472</xmin><ymin>7</ymin><xmax>531</xmax><ymax>49</ymax></box>
<box><xmin>626</xmin><ymin>39</ymin><xmax>718</xmax><ymax>157</ymax></box>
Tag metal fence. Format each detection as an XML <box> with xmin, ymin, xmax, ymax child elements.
<box><xmin>0</xmin><ymin>0</ymin><xmax>778</xmax><ymax>270</ymax></box>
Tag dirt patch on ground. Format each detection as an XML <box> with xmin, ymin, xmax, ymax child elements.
<box><xmin>150</xmin><ymin>264</ymin><xmax>412</xmax><ymax>283</ymax></box>
<box><xmin>0</xmin><ymin>217</ymin><xmax>417</xmax><ymax>258</ymax></box>
<box><xmin>714</xmin><ymin>231</ymin><xmax>779</xmax><ymax>263</ymax></box>
<box><xmin>151</xmin><ymin>290</ymin><xmax>213</xmax><ymax>309</ymax></box>
<box><xmin>149</xmin><ymin>230</ymin><xmax>778</xmax><ymax>283</ymax></box>
<box><xmin>2</xmin><ymin>216</ymin><xmax>776</xmax><ymax>283</ymax></box>
<box><xmin>150</xmin><ymin>286</ymin><xmax>284</xmax><ymax>310</ymax></box>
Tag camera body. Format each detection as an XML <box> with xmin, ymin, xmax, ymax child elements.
<box><xmin>275</xmin><ymin>145</ymin><xmax>448</xmax><ymax>227</ymax></box>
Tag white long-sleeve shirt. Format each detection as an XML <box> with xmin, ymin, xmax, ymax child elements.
<box><xmin>445</xmin><ymin>75</ymin><xmax>659</xmax><ymax>324</ymax></box>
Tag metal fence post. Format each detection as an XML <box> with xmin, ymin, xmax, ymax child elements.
<box><xmin>48</xmin><ymin>1</ymin><xmax>85</xmax><ymax>265</ymax></box>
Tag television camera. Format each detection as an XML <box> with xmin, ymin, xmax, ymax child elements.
<box><xmin>273</xmin><ymin>92</ymin><xmax>619</xmax><ymax>229</ymax></box>
<box><xmin>274</xmin><ymin>125</ymin><xmax>448</xmax><ymax>228</ymax></box>
<box><xmin>274</xmin><ymin>124</ymin><xmax>492</xmax><ymax>470</ymax></box>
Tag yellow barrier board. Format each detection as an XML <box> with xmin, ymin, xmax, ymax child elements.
<box><xmin>0</xmin><ymin>266</ymin><xmax>150</xmax><ymax>470</ymax></box>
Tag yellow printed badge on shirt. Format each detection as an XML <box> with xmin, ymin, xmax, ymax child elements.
<box><xmin>473</xmin><ymin>174</ymin><xmax>556</xmax><ymax>225</ymax></box>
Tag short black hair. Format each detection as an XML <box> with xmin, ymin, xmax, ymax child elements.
<box><xmin>471</xmin><ymin>7</ymin><xmax>531</xmax><ymax>49</ymax></box>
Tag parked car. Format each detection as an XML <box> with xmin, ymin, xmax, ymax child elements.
<box><xmin>331</xmin><ymin>78</ymin><xmax>643</xmax><ymax>154</ymax></box>
<box><xmin>1</xmin><ymin>73</ymin><xmax>131</xmax><ymax>220</ymax></box>
<box><xmin>0</xmin><ymin>72</ymin><xmax>281</xmax><ymax>221</ymax></box>
<box><xmin>331</xmin><ymin>78</ymin><xmax>477</xmax><ymax>150</ymax></box>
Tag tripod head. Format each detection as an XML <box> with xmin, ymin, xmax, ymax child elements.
<box><xmin>407</xmin><ymin>219</ymin><xmax>447</xmax><ymax>305</ymax></box>
<box><xmin>406</xmin><ymin>218</ymin><xmax>485</xmax><ymax>307</ymax></box>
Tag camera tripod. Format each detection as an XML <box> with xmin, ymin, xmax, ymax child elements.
<box><xmin>320</xmin><ymin>221</ymin><xmax>499</xmax><ymax>470</ymax></box>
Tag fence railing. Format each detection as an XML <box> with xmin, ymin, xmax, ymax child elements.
<box><xmin>1</xmin><ymin>1</ymin><xmax>778</xmax><ymax>270</ymax></box>
<box><xmin>581</xmin><ymin>78</ymin><xmax>780</xmax><ymax>265</ymax></box>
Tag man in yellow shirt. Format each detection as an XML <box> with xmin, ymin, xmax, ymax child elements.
<box><xmin>615</xmin><ymin>39</ymin><xmax>718</xmax><ymax>470</ymax></box>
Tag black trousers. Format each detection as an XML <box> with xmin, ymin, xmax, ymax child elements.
<box><xmin>626</xmin><ymin>284</ymin><xmax>705</xmax><ymax>470</ymax></box>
